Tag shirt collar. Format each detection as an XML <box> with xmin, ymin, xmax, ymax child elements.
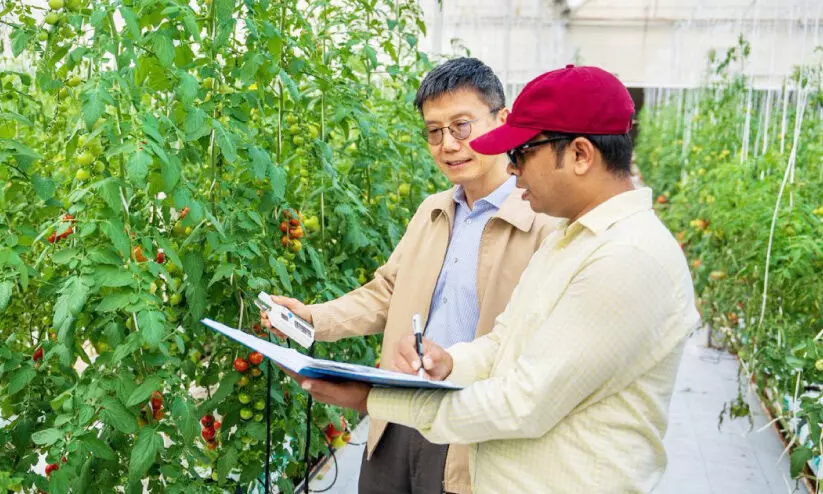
<box><xmin>573</xmin><ymin>187</ymin><xmax>653</xmax><ymax>236</ymax></box>
<box><xmin>430</xmin><ymin>177</ymin><xmax>536</xmax><ymax>232</ymax></box>
<box><xmin>452</xmin><ymin>176</ymin><xmax>516</xmax><ymax>210</ymax></box>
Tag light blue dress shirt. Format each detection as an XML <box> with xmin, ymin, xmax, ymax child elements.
<box><xmin>424</xmin><ymin>176</ymin><xmax>516</xmax><ymax>348</ymax></box>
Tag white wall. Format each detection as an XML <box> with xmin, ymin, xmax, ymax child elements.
<box><xmin>419</xmin><ymin>0</ymin><xmax>823</xmax><ymax>93</ymax></box>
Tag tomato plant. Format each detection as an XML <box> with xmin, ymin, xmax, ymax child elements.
<box><xmin>0</xmin><ymin>0</ymin><xmax>442</xmax><ymax>492</ymax></box>
<box><xmin>635</xmin><ymin>37</ymin><xmax>823</xmax><ymax>480</ymax></box>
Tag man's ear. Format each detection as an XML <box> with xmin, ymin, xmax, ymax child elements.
<box><xmin>571</xmin><ymin>137</ymin><xmax>595</xmax><ymax>176</ymax></box>
<box><xmin>497</xmin><ymin>107</ymin><xmax>510</xmax><ymax>125</ymax></box>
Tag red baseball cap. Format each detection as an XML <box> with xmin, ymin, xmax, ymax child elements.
<box><xmin>470</xmin><ymin>64</ymin><xmax>635</xmax><ymax>155</ymax></box>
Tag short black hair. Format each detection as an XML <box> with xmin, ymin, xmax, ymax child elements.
<box><xmin>545</xmin><ymin>132</ymin><xmax>634</xmax><ymax>175</ymax></box>
<box><xmin>415</xmin><ymin>57</ymin><xmax>505</xmax><ymax>114</ymax></box>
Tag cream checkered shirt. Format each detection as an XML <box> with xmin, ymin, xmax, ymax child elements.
<box><xmin>367</xmin><ymin>188</ymin><xmax>701</xmax><ymax>493</ymax></box>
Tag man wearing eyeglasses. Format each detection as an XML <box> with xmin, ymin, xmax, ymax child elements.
<box><xmin>286</xmin><ymin>65</ymin><xmax>701</xmax><ymax>493</ymax></box>
<box><xmin>261</xmin><ymin>57</ymin><xmax>558</xmax><ymax>493</ymax></box>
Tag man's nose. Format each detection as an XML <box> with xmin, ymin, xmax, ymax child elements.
<box><xmin>441</xmin><ymin>130</ymin><xmax>462</xmax><ymax>152</ymax></box>
<box><xmin>506</xmin><ymin>161</ymin><xmax>519</xmax><ymax>176</ymax></box>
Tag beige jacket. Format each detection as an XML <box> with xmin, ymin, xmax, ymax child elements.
<box><xmin>309</xmin><ymin>186</ymin><xmax>559</xmax><ymax>493</ymax></box>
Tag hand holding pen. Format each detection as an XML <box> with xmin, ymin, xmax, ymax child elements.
<box><xmin>394</xmin><ymin>314</ymin><xmax>454</xmax><ymax>381</ymax></box>
<box><xmin>412</xmin><ymin>314</ymin><xmax>425</xmax><ymax>378</ymax></box>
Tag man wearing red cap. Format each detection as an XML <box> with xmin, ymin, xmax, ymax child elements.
<box><xmin>288</xmin><ymin>65</ymin><xmax>701</xmax><ymax>493</ymax></box>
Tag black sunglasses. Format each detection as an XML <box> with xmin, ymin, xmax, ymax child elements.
<box><xmin>507</xmin><ymin>136</ymin><xmax>571</xmax><ymax>168</ymax></box>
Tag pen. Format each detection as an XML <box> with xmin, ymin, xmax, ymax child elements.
<box><xmin>412</xmin><ymin>313</ymin><xmax>425</xmax><ymax>378</ymax></box>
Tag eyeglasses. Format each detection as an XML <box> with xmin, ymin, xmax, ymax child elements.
<box><xmin>506</xmin><ymin>136</ymin><xmax>570</xmax><ymax>169</ymax></box>
<box><xmin>423</xmin><ymin>108</ymin><xmax>503</xmax><ymax>146</ymax></box>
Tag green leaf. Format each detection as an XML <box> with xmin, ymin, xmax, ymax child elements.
<box><xmin>274</xmin><ymin>259</ymin><xmax>292</xmax><ymax>292</ymax></box>
<box><xmin>49</xmin><ymin>467</ymin><xmax>70</xmax><ymax>494</ymax></box>
<box><xmin>214</xmin><ymin>122</ymin><xmax>237</xmax><ymax>163</ymax></box>
<box><xmin>125</xmin><ymin>376</ymin><xmax>163</xmax><ymax>408</ymax></box>
<box><xmin>199</xmin><ymin>372</ymin><xmax>239</xmax><ymax>413</ymax></box>
<box><xmin>216</xmin><ymin>446</ymin><xmax>238</xmax><ymax>485</ymax></box>
<box><xmin>53</xmin><ymin>276</ymin><xmax>91</xmax><ymax>331</ymax></box>
<box><xmin>94</xmin><ymin>267</ymin><xmax>136</xmax><ymax>288</ymax></box>
<box><xmin>161</xmin><ymin>155</ymin><xmax>181</xmax><ymax>192</ymax></box>
<box><xmin>156</xmin><ymin>237</ymin><xmax>183</xmax><ymax>268</ymax></box>
<box><xmin>120</xmin><ymin>6</ymin><xmax>141</xmax><ymax>39</ymax></box>
<box><xmin>96</xmin><ymin>291</ymin><xmax>133</xmax><ymax>312</ymax></box>
<box><xmin>170</xmin><ymin>398</ymin><xmax>197</xmax><ymax>443</ymax></box>
<box><xmin>791</xmin><ymin>446</ymin><xmax>813</xmax><ymax>477</ymax></box>
<box><xmin>31</xmin><ymin>428</ymin><xmax>63</xmax><ymax>446</ymax></box>
<box><xmin>95</xmin><ymin>178</ymin><xmax>124</xmax><ymax>215</ymax></box>
<box><xmin>214</xmin><ymin>0</ymin><xmax>234</xmax><ymax>25</ymax></box>
<box><xmin>177</xmin><ymin>73</ymin><xmax>198</xmax><ymax>104</ymax></box>
<box><xmin>81</xmin><ymin>435</ymin><xmax>116</xmax><ymax>461</ymax></box>
<box><xmin>31</xmin><ymin>174</ymin><xmax>56</xmax><ymax>200</ymax></box>
<box><xmin>183</xmin><ymin>107</ymin><xmax>209</xmax><ymax>141</ymax></box>
<box><xmin>181</xmin><ymin>10</ymin><xmax>201</xmax><ymax>42</ymax></box>
<box><xmin>127</xmin><ymin>151</ymin><xmax>152</xmax><ymax>186</ymax></box>
<box><xmin>279</xmin><ymin>69</ymin><xmax>300</xmax><ymax>102</ymax></box>
<box><xmin>100</xmin><ymin>397</ymin><xmax>138</xmax><ymax>434</ymax></box>
<box><xmin>111</xmin><ymin>333</ymin><xmax>141</xmax><ymax>364</ymax></box>
<box><xmin>151</xmin><ymin>34</ymin><xmax>175</xmax><ymax>68</ymax></box>
<box><xmin>249</xmin><ymin>146</ymin><xmax>271</xmax><ymax>180</ymax></box>
<box><xmin>81</xmin><ymin>88</ymin><xmax>106</xmax><ymax>129</ymax></box>
<box><xmin>307</xmin><ymin>246</ymin><xmax>326</xmax><ymax>278</ymax></box>
<box><xmin>11</xmin><ymin>29</ymin><xmax>31</xmax><ymax>57</ymax></box>
<box><xmin>101</xmin><ymin>220</ymin><xmax>130</xmax><ymax>258</ymax></box>
<box><xmin>137</xmin><ymin>310</ymin><xmax>165</xmax><ymax>348</ymax></box>
<box><xmin>52</xmin><ymin>248</ymin><xmax>80</xmax><ymax>265</ymax></box>
<box><xmin>268</xmin><ymin>165</ymin><xmax>286</xmax><ymax>202</ymax></box>
<box><xmin>128</xmin><ymin>428</ymin><xmax>163</xmax><ymax>482</ymax></box>
<box><xmin>0</xmin><ymin>281</ymin><xmax>12</xmax><ymax>312</ymax></box>
<box><xmin>208</xmin><ymin>263</ymin><xmax>234</xmax><ymax>287</ymax></box>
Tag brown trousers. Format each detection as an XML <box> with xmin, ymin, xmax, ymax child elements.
<box><xmin>358</xmin><ymin>424</ymin><xmax>451</xmax><ymax>494</ymax></box>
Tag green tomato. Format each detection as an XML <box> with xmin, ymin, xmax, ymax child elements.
<box><xmin>237</xmin><ymin>375</ymin><xmax>250</xmax><ymax>387</ymax></box>
<box><xmin>76</xmin><ymin>151</ymin><xmax>94</xmax><ymax>166</ymax></box>
<box><xmin>398</xmin><ymin>183</ymin><xmax>411</xmax><ymax>197</ymax></box>
<box><xmin>815</xmin><ymin>359</ymin><xmax>823</xmax><ymax>372</ymax></box>
<box><xmin>254</xmin><ymin>413</ymin><xmax>263</xmax><ymax>422</ymax></box>
<box><xmin>45</xmin><ymin>12</ymin><xmax>59</xmax><ymax>25</ymax></box>
<box><xmin>292</xmin><ymin>135</ymin><xmax>305</xmax><ymax>146</ymax></box>
<box><xmin>240</xmin><ymin>408</ymin><xmax>253</xmax><ymax>420</ymax></box>
<box><xmin>169</xmin><ymin>293</ymin><xmax>182</xmax><ymax>306</ymax></box>
<box><xmin>37</xmin><ymin>30</ymin><xmax>49</xmax><ymax>42</ymax></box>
<box><xmin>238</xmin><ymin>392</ymin><xmax>251</xmax><ymax>404</ymax></box>
<box><xmin>49</xmin><ymin>0</ymin><xmax>64</xmax><ymax>9</ymax></box>
<box><xmin>254</xmin><ymin>400</ymin><xmax>265</xmax><ymax>411</ymax></box>
<box><xmin>75</xmin><ymin>168</ymin><xmax>90</xmax><ymax>181</ymax></box>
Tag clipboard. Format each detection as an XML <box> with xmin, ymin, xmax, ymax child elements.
<box><xmin>201</xmin><ymin>318</ymin><xmax>463</xmax><ymax>390</ymax></box>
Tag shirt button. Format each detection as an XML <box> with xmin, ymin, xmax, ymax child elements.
<box><xmin>465</xmin><ymin>219</ymin><xmax>472</xmax><ymax>224</ymax></box>
<box><xmin>453</xmin><ymin>257</ymin><xmax>459</xmax><ymax>264</ymax></box>
<box><xmin>442</xmin><ymin>297</ymin><xmax>448</xmax><ymax>304</ymax></box>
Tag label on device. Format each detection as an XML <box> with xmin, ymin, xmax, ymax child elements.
<box><xmin>254</xmin><ymin>291</ymin><xmax>315</xmax><ymax>349</ymax></box>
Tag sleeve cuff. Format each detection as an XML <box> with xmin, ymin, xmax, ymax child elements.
<box><xmin>307</xmin><ymin>303</ymin><xmax>334</xmax><ymax>341</ymax></box>
<box><xmin>367</xmin><ymin>388</ymin><xmax>418</xmax><ymax>426</ymax></box>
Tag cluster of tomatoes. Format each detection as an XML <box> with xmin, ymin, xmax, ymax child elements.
<box><xmin>200</xmin><ymin>414</ymin><xmax>222</xmax><ymax>450</ymax></box>
<box><xmin>324</xmin><ymin>416</ymin><xmax>351</xmax><ymax>449</ymax></box>
<box><xmin>234</xmin><ymin>352</ymin><xmax>267</xmax><ymax>421</ymax></box>
<box><xmin>46</xmin><ymin>214</ymin><xmax>75</xmax><ymax>244</ymax></box>
<box><xmin>279</xmin><ymin>210</ymin><xmax>305</xmax><ymax>253</ymax></box>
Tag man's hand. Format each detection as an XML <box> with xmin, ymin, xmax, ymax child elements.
<box><xmin>394</xmin><ymin>335</ymin><xmax>453</xmax><ymax>381</ymax></box>
<box><xmin>260</xmin><ymin>295</ymin><xmax>313</xmax><ymax>340</ymax></box>
<box><xmin>279</xmin><ymin>366</ymin><xmax>370</xmax><ymax>413</ymax></box>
